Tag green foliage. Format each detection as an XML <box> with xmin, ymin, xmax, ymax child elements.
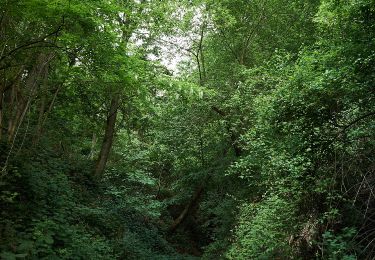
<box><xmin>1</xmin><ymin>151</ymin><xmax>114</xmax><ymax>259</ymax></box>
<box><xmin>227</xmin><ymin>196</ymin><xmax>297</xmax><ymax>259</ymax></box>
<box><xmin>1</xmin><ymin>0</ymin><xmax>374</xmax><ymax>259</ymax></box>
<box><xmin>321</xmin><ymin>228</ymin><xmax>358</xmax><ymax>260</ymax></box>
<box><xmin>0</xmin><ymin>148</ymin><xmax>178</xmax><ymax>259</ymax></box>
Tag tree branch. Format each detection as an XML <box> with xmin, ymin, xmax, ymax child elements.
<box><xmin>340</xmin><ymin>111</ymin><xmax>375</xmax><ymax>134</ymax></box>
<box><xmin>0</xmin><ymin>23</ymin><xmax>64</xmax><ymax>62</ymax></box>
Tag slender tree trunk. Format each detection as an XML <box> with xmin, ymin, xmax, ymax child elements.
<box><xmin>199</xmin><ymin>22</ymin><xmax>206</xmax><ymax>84</ymax></box>
<box><xmin>8</xmin><ymin>93</ymin><xmax>33</xmax><ymax>144</ymax></box>
<box><xmin>8</xmin><ymin>74</ymin><xmax>34</xmax><ymax>143</ymax></box>
<box><xmin>94</xmin><ymin>94</ymin><xmax>120</xmax><ymax>176</ymax></box>
<box><xmin>200</xmin><ymin>49</ymin><xmax>206</xmax><ymax>84</ymax></box>
<box><xmin>7</xmin><ymin>84</ymin><xmax>22</xmax><ymax>143</ymax></box>
<box><xmin>195</xmin><ymin>53</ymin><xmax>203</xmax><ymax>86</ymax></box>
<box><xmin>6</xmin><ymin>78</ymin><xmax>16</xmax><ymax>142</ymax></box>
<box><xmin>195</xmin><ymin>22</ymin><xmax>206</xmax><ymax>87</ymax></box>
<box><xmin>38</xmin><ymin>83</ymin><xmax>63</xmax><ymax>135</ymax></box>
<box><xmin>34</xmin><ymin>92</ymin><xmax>46</xmax><ymax>144</ymax></box>
<box><xmin>0</xmin><ymin>86</ymin><xmax>3</xmax><ymax>141</ymax></box>
<box><xmin>33</xmin><ymin>68</ymin><xmax>48</xmax><ymax>144</ymax></box>
<box><xmin>89</xmin><ymin>132</ymin><xmax>97</xmax><ymax>160</ymax></box>
<box><xmin>8</xmin><ymin>53</ymin><xmax>53</xmax><ymax>144</ymax></box>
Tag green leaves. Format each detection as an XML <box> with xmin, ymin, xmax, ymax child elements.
<box><xmin>227</xmin><ymin>195</ymin><xmax>298</xmax><ymax>259</ymax></box>
<box><xmin>1</xmin><ymin>0</ymin><xmax>374</xmax><ymax>259</ymax></box>
<box><xmin>322</xmin><ymin>227</ymin><xmax>357</xmax><ymax>259</ymax></box>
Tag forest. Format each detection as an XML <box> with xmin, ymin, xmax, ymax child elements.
<box><xmin>0</xmin><ymin>0</ymin><xmax>374</xmax><ymax>259</ymax></box>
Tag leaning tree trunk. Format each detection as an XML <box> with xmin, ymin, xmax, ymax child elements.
<box><xmin>169</xmin><ymin>185</ymin><xmax>205</xmax><ymax>232</ymax></box>
<box><xmin>94</xmin><ymin>94</ymin><xmax>120</xmax><ymax>176</ymax></box>
<box><xmin>7</xmin><ymin>53</ymin><xmax>52</xmax><ymax>143</ymax></box>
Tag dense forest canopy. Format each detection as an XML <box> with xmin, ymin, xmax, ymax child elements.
<box><xmin>0</xmin><ymin>0</ymin><xmax>374</xmax><ymax>259</ymax></box>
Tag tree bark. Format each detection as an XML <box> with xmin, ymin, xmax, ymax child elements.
<box><xmin>7</xmin><ymin>53</ymin><xmax>52</xmax><ymax>143</ymax></box>
<box><xmin>7</xmin><ymin>82</ymin><xmax>21</xmax><ymax>143</ymax></box>
<box><xmin>0</xmin><ymin>85</ymin><xmax>3</xmax><ymax>141</ymax></box>
<box><xmin>197</xmin><ymin>22</ymin><xmax>206</xmax><ymax>86</ymax></box>
<box><xmin>94</xmin><ymin>94</ymin><xmax>120</xmax><ymax>176</ymax></box>
<box><xmin>169</xmin><ymin>185</ymin><xmax>204</xmax><ymax>232</ymax></box>
<box><xmin>33</xmin><ymin>67</ymin><xmax>49</xmax><ymax>144</ymax></box>
<box><xmin>89</xmin><ymin>132</ymin><xmax>97</xmax><ymax>160</ymax></box>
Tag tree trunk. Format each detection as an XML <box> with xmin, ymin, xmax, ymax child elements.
<box><xmin>7</xmin><ymin>53</ymin><xmax>51</xmax><ymax>143</ymax></box>
<box><xmin>89</xmin><ymin>132</ymin><xmax>97</xmax><ymax>160</ymax></box>
<box><xmin>33</xmin><ymin>71</ymin><xmax>48</xmax><ymax>144</ymax></box>
<box><xmin>6</xmin><ymin>78</ymin><xmax>16</xmax><ymax>142</ymax></box>
<box><xmin>94</xmin><ymin>94</ymin><xmax>120</xmax><ymax>176</ymax></box>
<box><xmin>0</xmin><ymin>86</ymin><xmax>3</xmax><ymax>141</ymax></box>
<box><xmin>199</xmin><ymin>22</ymin><xmax>206</xmax><ymax>84</ymax></box>
<box><xmin>169</xmin><ymin>185</ymin><xmax>204</xmax><ymax>232</ymax></box>
<box><xmin>7</xmin><ymin>84</ymin><xmax>23</xmax><ymax>143</ymax></box>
